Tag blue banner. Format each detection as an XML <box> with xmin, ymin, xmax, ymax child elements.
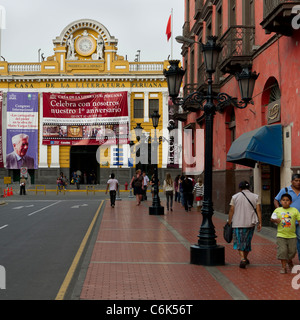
<box><xmin>6</xmin><ymin>92</ymin><xmax>39</xmax><ymax>169</ymax></box>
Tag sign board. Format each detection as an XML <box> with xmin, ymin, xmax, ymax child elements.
<box><xmin>20</xmin><ymin>167</ymin><xmax>28</xmax><ymax>178</ymax></box>
<box><xmin>128</xmin><ymin>158</ymin><xmax>134</xmax><ymax>167</ymax></box>
<box><xmin>4</xmin><ymin>177</ymin><xmax>11</xmax><ymax>184</ymax></box>
<box><xmin>42</xmin><ymin>92</ymin><xmax>129</xmax><ymax>146</ymax></box>
<box><xmin>267</xmin><ymin>99</ymin><xmax>281</xmax><ymax>124</ymax></box>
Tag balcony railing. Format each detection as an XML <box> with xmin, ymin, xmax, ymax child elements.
<box><xmin>263</xmin><ymin>0</ymin><xmax>300</xmax><ymax>18</ymax></box>
<box><xmin>8</xmin><ymin>63</ymin><xmax>41</xmax><ymax>73</ymax></box>
<box><xmin>261</xmin><ymin>0</ymin><xmax>300</xmax><ymax>35</ymax></box>
<box><xmin>129</xmin><ymin>62</ymin><xmax>164</xmax><ymax>72</ymax></box>
<box><xmin>219</xmin><ymin>26</ymin><xmax>255</xmax><ymax>74</ymax></box>
<box><xmin>183</xmin><ymin>83</ymin><xmax>198</xmax><ymax>97</ymax></box>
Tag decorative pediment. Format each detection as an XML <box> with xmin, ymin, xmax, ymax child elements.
<box><xmin>53</xmin><ymin>19</ymin><xmax>118</xmax><ymax>61</ymax></box>
<box><xmin>53</xmin><ymin>19</ymin><xmax>117</xmax><ymax>46</ymax></box>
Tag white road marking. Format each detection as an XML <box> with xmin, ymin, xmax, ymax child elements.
<box><xmin>71</xmin><ymin>204</ymin><xmax>88</xmax><ymax>209</ymax></box>
<box><xmin>0</xmin><ymin>225</ymin><xmax>8</xmax><ymax>230</ymax></box>
<box><xmin>28</xmin><ymin>201</ymin><xmax>62</xmax><ymax>216</ymax></box>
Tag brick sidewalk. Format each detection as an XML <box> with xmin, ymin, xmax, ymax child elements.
<box><xmin>79</xmin><ymin>199</ymin><xmax>300</xmax><ymax>300</ymax></box>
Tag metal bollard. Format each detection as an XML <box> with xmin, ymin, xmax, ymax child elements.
<box><xmin>128</xmin><ymin>187</ymin><xmax>134</xmax><ymax>198</ymax></box>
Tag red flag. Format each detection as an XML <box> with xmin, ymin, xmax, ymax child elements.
<box><xmin>166</xmin><ymin>14</ymin><xmax>171</xmax><ymax>41</ymax></box>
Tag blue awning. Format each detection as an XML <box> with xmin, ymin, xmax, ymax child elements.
<box><xmin>227</xmin><ymin>124</ymin><xmax>283</xmax><ymax>168</ymax></box>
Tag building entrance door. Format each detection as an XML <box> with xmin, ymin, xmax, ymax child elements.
<box><xmin>70</xmin><ymin>146</ymin><xmax>99</xmax><ymax>184</ymax></box>
<box><xmin>261</xmin><ymin>164</ymin><xmax>280</xmax><ymax>226</ymax></box>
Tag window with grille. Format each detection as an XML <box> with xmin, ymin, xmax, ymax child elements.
<box><xmin>149</xmin><ymin>99</ymin><xmax>159</xmax><ymax>117</ymax></box>
<box><xmin>134</xmin><ymin>99</ymin><xmax>144</xmax><ymax>118</ymax></box>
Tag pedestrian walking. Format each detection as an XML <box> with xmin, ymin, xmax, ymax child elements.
<box><xmin>142</xmin><ymin>171</ymin><xmax>149</xmax><ymax>201</ymax></box>
<box><xmin>274</xmin><ymin>173</ymin><xmax>300</xmax><ymax>263</ymax></box>
<box><xmin>182</xmin><ymin>176</ymin><xmax>194</xmax><ymax>212</ymax></box>
<box><xmin>271</xmin><ymin>193</ymin><xmax>300</xmax><ymax>273</ymax></box>
<box><xmin>105</xmin><ymin>173</ymin><xmax>118</xmax><ymax>208</ymax></box>
<box><xmin>174</xmin><ymin>175</ymin><xmax>181</xmax><ymax>203</ymax></box>
<box><xmin>179</xmin><ymin>175</ymin><xmax>184</xmax><ymax>207</ymax></box>
<box><xmin>227</xmin><ymin>181</ymin><xmax>262</xmax><ymax>269</ymax></box>
<box><xmin>163</xmin><ymin>173</ymin><xmax>174</xmax><ymax>211</ymax></box>
<box><xmin>193</xmin><ymin>178</ymin><xmax>204</xmax><ymax>212</ymax></box>
<box><xmin>150</xmin><ymin>174</ymin><xmax>160</xmax><ymax>199</ymax></box>
<box><xmin>130</xmin><ymin>169</ymin><xmax>144</xmax><ymax>206</ymax></box>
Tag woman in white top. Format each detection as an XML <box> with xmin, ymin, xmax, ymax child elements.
<box><xmin>193</xmin><ymin>178</ymin><xmax>204</xmax><ymax>212</ymax></box>
<box><xmin>163</xmin><ymin>173</ymin><xmax>174</xmax><ymax>211</ymax></box>
<box><xmin>227</xmin><ymin>181</ymin><xmax>262</xmax><ymax>268</ymax></box>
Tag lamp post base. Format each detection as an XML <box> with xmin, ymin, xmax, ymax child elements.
<box><xmin>149</xmin><ymin>206</ymin><xmax>164</xmax><ymax>215</ymax></box>
<box><xmin>190</xmin><ymin>244</ymin><xmax>225</xmax><ymax>266</ymax></box>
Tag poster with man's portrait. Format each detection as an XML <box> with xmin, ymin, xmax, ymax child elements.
<box><xmin>6</xmin><ymin>93</ymin><xmax>38</xmax><ymax>169</ymax></box>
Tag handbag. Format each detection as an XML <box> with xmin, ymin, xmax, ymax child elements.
<box><xmin>223</xmin><ymin>223</ymin><xmax>233</xmax><ymax>243</ymax></box>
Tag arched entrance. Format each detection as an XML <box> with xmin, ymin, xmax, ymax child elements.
<box><xmin>70</xmin><ymin>146</ymin><xmax>99</xmax><ymax>184</ymax></box>
<box><xmin>260</xmin><ymin>77</ymin><xmax>282</xmax><ymax>225</ymax></box>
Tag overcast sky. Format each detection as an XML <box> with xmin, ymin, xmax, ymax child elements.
<box><xmin>0</xmin><ymin>0</ymin><xmax>184</xmax><ymax>63</ymax></box>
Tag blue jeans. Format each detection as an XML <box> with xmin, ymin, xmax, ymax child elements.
<box><xmin>180</xmin><ymin>192</ymin><xmax>184</xmax><ymax>206</ymax></box>
<box><xmin>296</xmin><ymin>223</ymin><xmax>300</xmax><ymax>261</ymax></box>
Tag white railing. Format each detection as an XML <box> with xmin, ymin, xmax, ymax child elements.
<box><xmin>8</xmin><ymin>64</ymin><xmax>41</xmax><ymax>72</ymax></box>
<box><xmin>129</xmin><ymin>62</ymin><xmax>164</xmax><ymax>72</ymax></box>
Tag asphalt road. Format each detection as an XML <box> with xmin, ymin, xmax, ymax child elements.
<box><xmin>0</xmin><ymin>196</ymin><xmax>106</xmax><ymax>300</ymax></box>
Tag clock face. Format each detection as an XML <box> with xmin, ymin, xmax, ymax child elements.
<box><xmin>76</xmin><ymin>36</ymin><xmax>96</xmax><ymax>56</ymax></box>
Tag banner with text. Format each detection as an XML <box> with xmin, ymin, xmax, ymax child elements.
<box><xmin>42</xmin><ymin>92</ymin><xmax>129</xmax><ymax>146</ymax></box>
<box><xmin>6</xmin><ymin>92</ymin><xmax>39</xmax><ymax>169</ymax></box>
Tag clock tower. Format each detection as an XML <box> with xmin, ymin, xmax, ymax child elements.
<box><xmin>52</xmin><ymin>19</ymin><xmax>118</xmax><ymax>72</ymax></box>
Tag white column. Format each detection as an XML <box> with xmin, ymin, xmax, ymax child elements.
<box><xmin>144</xmin><ymin>92</ymin><xmax>149</xmax><ymax>123</ymax></box>
<box><xmin>50</xmin><ymin>145</ymin><xmax>60</xmax><ymax>168</ymax></box>
<box><xmin>60</xmin><ymin>54</ymin><xmax>64</xmax><ymax>72</ymax></box>
<box><xmin>253</xmin><ymin>163</ymin><xmax>261</xmax><ymax>196</ymax></box>
<box><xmin>39</xmin><ymin>93</ymin><xmax>48</xmax><ymax>168</ymax></box>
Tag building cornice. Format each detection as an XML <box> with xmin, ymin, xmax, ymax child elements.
<box><xmin>0</xmin><ymin>74</ymin><xmax>166</xmax><ymax>82</ymax></box>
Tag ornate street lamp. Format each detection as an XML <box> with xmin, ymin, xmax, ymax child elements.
<box><xmin>134</xmin><ymin>123</ymin><xmax>144</xmax><ymax>142</ymax></box>
<box><xmin>202</xmin><ymin>36</ymin><xmax>222</xmax><ymax>73</ymax></box>
<box><xmin>164</xmin><ymin>36</ymin><xmax>259</xmax><ymax>266</ymax></box>
<box><xmin>149</xmin><ymin>110</ymin><xmax>164</xmax><ymax>215</ymax></box>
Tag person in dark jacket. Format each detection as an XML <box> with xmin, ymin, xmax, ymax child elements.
<box><xmin>182</xmin><ymin>176</ymin><xmax>194</xmax><ymax>212</ymax></box>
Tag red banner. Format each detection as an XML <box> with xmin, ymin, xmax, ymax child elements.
<box><xmin>42</xmin><ymin>92</ymin><xmax>129</xmax><ymax>146</ymax></box>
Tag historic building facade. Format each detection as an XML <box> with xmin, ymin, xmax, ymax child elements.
<box><xmin>0</xmin><ymin>19</ymin><xmax>182</xmax><ymax>184</ymax></box>
<box><xmin>179</xmin><ymin>0</ymin><xmax>300</xmax><ymax>224</ymax></box>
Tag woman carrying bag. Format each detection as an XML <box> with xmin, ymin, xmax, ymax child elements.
<box><xmin>227</xmin><ymin>181</ymin><xmax>262</xmax><ymax>269</ymax></box>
